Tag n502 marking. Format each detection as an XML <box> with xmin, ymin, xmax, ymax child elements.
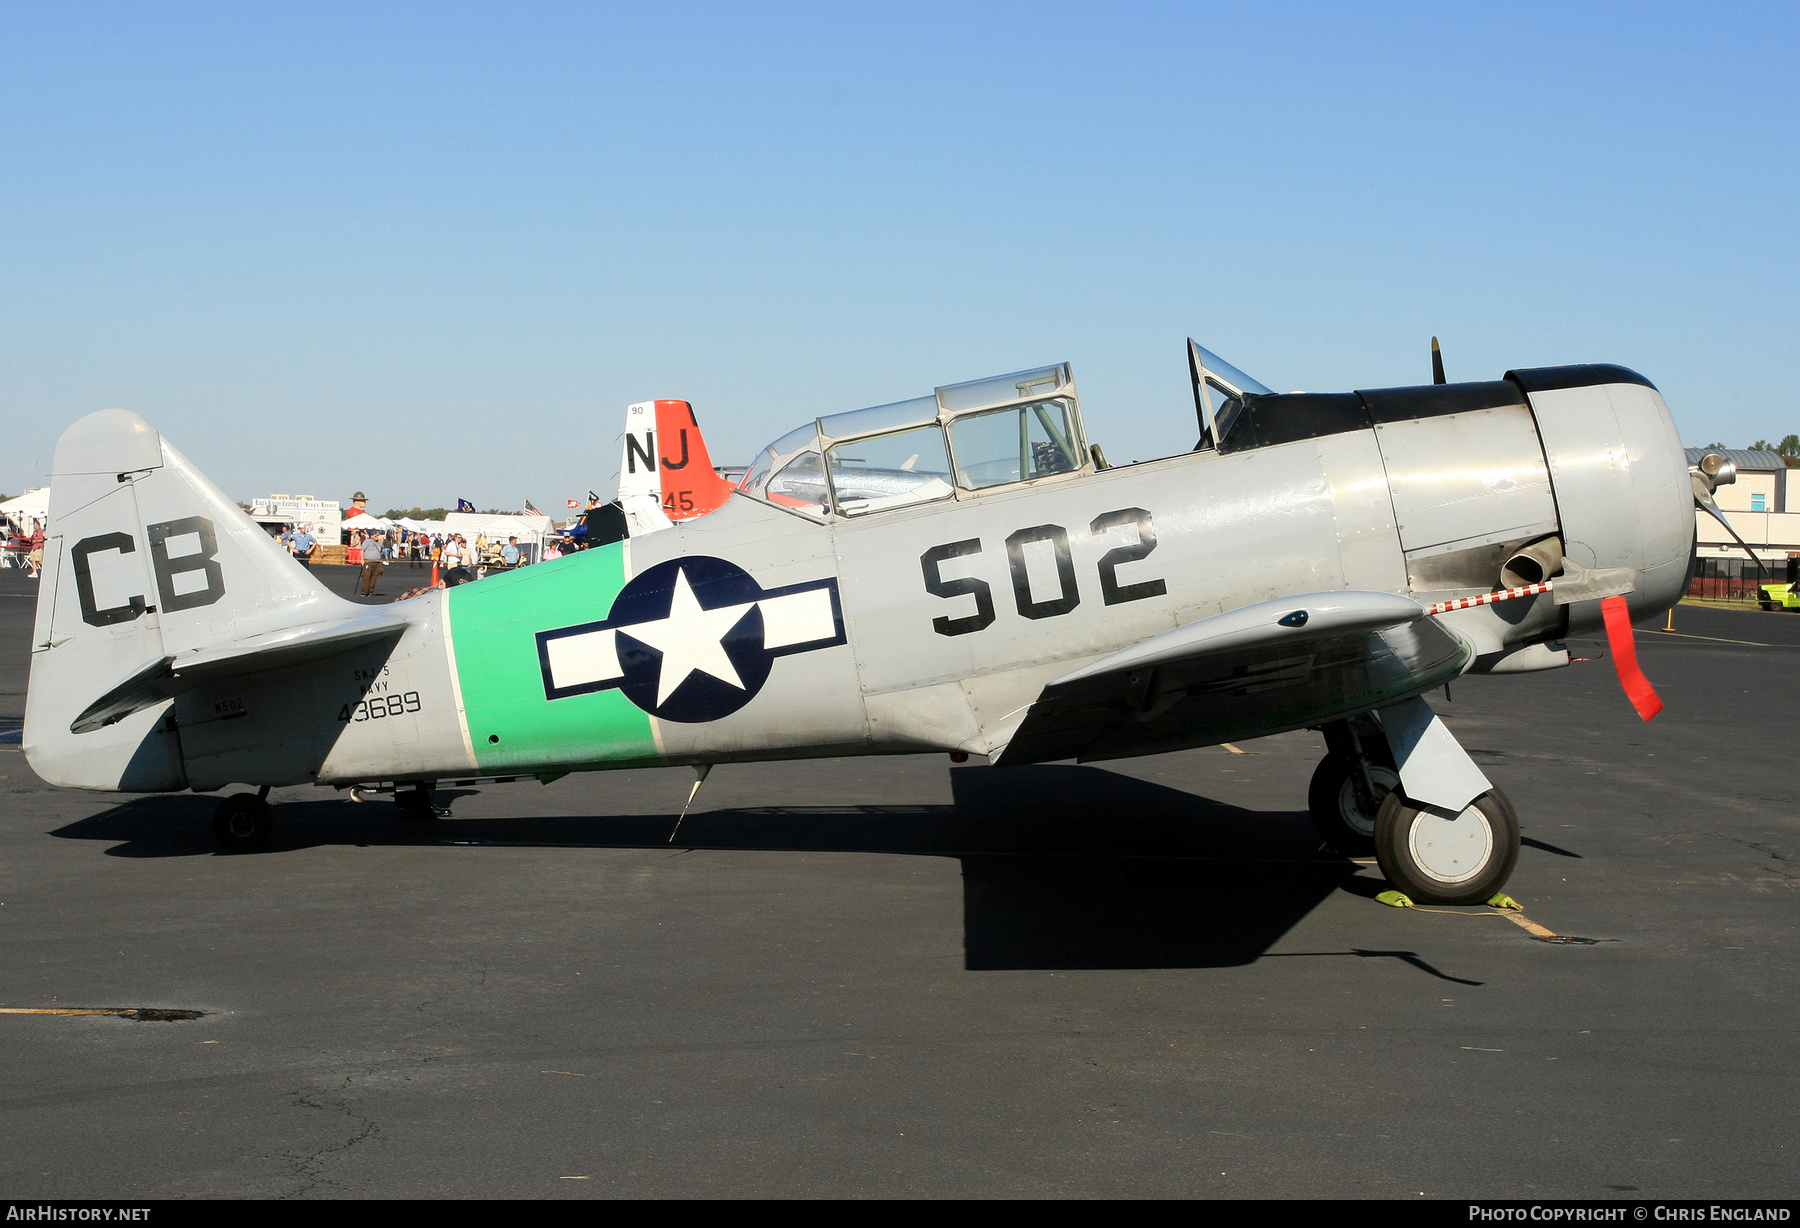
<box><xmin>920</xmin><ymin>508</ymin><xmax>1164</xmax><ymax>637</ymax></box>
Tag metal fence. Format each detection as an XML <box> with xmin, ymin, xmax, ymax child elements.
<box><xmin>1688</xmin><ymin>556</ymin><xmax>1786</xmax><ymax>600</ymax></box>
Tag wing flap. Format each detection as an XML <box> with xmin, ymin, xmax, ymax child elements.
<box><xmin>994</xmin><ymin>592</ymin><xmax>1471</xmax><ymax>766</ymax></box>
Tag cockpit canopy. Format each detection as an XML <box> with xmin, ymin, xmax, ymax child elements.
<box><xmin>740</xmin><ymin>363</ymin><xmax>1090</xmax><ymax>520</ymax></box>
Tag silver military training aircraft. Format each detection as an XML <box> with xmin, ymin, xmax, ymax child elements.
<box><xmin>23</xmin><ymin>341</ymin><xmax>1699</xmax><ymax>904</ymax></box>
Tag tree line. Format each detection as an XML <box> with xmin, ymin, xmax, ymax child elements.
<box><xmin>1698</xmin><ymin>435</ymin><xmax>1800</xmax><ymax>467</ymax></box>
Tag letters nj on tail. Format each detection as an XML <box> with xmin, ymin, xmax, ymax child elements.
<box><xmin>617</xmin><ymin>400</ymin><xmax>735</xmax><ymax>535</ymax></box>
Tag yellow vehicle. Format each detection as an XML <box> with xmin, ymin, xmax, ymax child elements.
<box><xmin>1760</xmin><ymin>559</ymin><xmax>1800</xmax><ymax>610</ymax></box>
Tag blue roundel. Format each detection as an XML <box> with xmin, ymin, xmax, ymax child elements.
<box><xmin>612</xmin><ymin>557</ymin><xmax>773</xmax><ymax>722</ymax></box>
<box><xmin>535</xmin><ymin>555</ymin><xmax>847</xmax><ymax>724</ymax></box>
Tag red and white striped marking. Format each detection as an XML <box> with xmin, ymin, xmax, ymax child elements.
<box><xmin>1424</xmin><ymin>581</ymin><xmax>1553</xmax><ymax>616</ymax></box>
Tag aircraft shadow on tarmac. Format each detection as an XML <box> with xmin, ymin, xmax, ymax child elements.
<box><xmin>55</xmin><ymin>765</ymin><xmax>1365</xmax><ymax>971</ymax></box>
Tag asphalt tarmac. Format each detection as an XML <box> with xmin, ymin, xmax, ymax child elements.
<box><xmin>0</xmin><ymin>565</ymin><xmax>1795</xmax><ymax>1199</ymax></box>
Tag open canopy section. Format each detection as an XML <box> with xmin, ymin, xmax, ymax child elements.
<box><xmin>1189</xmin><ymin>342</ymin><xmax>1275</xmax><ymax>449</ymax></box>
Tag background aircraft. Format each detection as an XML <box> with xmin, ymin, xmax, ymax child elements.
<box><xmin>23</xmin><ymin>343</ymin><xmax>1698</xmax><ymax>904</ymax></box>
<box><xmin>615</xmin><ymin>398</ymin><xmax>735</xmax><ymax>536</ymax></box>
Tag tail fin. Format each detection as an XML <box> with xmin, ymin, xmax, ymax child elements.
<box><xmin>24</xmin><ymin>409</ymin><xmax>355</xmax><ymax>790</ymax></box>
<box><xmin>617</xmin><ymin>399</ymin><xmax>735</xmax><ymax>535</ymax></box>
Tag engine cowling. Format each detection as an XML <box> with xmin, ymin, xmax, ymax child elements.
<box><xmin>1508</xmin><ymin>364</ymin><xmax>1694</xmax><ymax>634</ymax></box>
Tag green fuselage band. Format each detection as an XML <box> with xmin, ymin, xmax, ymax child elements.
<box><xmin>448</xmin><ymin>544</ymin><xmax>658</xmax><ymax>772</ymax></box>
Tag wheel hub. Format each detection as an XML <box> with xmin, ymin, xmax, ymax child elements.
<box><xmin>1407</xmin><ymin>804</ymin><xmax>1494</xmax><ymax>883</ymax></box>
<box><xmin>1336</xmin><ymin>767</ymin><xmax>1398</xmax><ymax>837</ymax></box>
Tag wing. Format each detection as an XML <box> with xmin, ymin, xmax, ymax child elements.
<box><xmin>993</xmin><ymin>591</ymin><xmax>1471</xmax><ymax>767</ymax></box>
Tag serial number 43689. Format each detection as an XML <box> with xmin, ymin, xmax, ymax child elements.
<box><xmin>338</xmin><ymin>692</ymin><xmax>422</xmax><ymax>722</ymax></box>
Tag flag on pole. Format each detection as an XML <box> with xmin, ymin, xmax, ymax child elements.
<box><xmin>456</xmin><ymin>498</ymin><xmax>475</xmax><ymax>513</ymax></box>
<box><xmin>566</xmin><ymin>499</ymin><xmax>580</xmax><ymax>509</ymax></box>
<box><xmin>524</xmin><ymin>499</ymin><xmax>540</xmax><ymax>515</ymax></box>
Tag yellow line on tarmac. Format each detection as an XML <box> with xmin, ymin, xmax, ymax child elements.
<box><xmin>1222</xmin><ymin>743</ymin><xmax>1246</xmax><ymax>754</ymax></box>
<box><xmin>0</xmin><ymin>1008</ymin><xmax>132</xmax><ymax>1017</ymax></box>
<box><xmin>1497</xmin><ymin>911</ymin><xmax>1559</xmax><ymax>939</ymax></box>
<box><xmin>0</xmin><ymin>1006</ymin><xmax>203</xmax><ymax>1020</ymax></box>
<box><xmin>1642</xmin><ymin>629</ymin><xmax>1796</xmax><ymax>648</ymax></box>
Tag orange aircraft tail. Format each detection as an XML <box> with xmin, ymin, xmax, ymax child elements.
<box><xmin>618</xmin><ymin>399</ymin><xmax>735</xmax><ymax>531</ymax></box>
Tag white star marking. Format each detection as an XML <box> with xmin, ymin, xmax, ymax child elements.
<box><xmin>620</xmin><ymin>568</ymin><xmax>757</xmax><ymax>706</ymax></box>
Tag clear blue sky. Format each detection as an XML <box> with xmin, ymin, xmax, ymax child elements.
<box><xmin>3</xmin><ymin>2</ymin><xmax>1795</xmax><ymax>509</ymax></box>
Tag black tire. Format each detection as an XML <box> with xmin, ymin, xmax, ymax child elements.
<box><xmin>1373</xmin><ymin>787</ymin><xmax>1519</xmax><ymax>905</ymax></box>
<box><xmin>1761</xmin><ymin>601</ymin><xmax>1775</xmax><ymax>611</ymax></box>
<box><xmin>1307</xmin><ymin>753</ymin><xmax>1397</xmax><ymax>856</ymax></box>
<box><xmin>212</xmin><ymin>793</ymin><xmax>274</xmax><ymax>854</ymax></box>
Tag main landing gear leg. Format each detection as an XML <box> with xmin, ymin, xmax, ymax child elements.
<box><xmin>396</xmin><ymin>783</ymin><xmax>451</xmax><ymax>820</ymax></box>
<box><xmin>1308</xmin><ymin>716</ymin><xmax>1397</xmax><ymax>856</ymax></box>
<box><xmin>1364</xmin><ymin>697</ymin><xmax>1521</xmax><ymax>905</ymax></box>
<box><xmin>213</xmin><ymin>786</ymin><xmax>275</xmax><ymax>854</ymax></box>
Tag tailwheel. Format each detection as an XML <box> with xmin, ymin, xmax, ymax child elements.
<box><xmin>1307</xmin><ymin>753</ymin><xmax>1397</xmax><ymax>856</ymax></box>
<box><xmin>212</xmin><ymin>792</ymin><xmax>274</xmax><ymax>854</ymax></box>
<box><xmin>1373</xmin><ymin>787</ymin><xmax>1520</xmax><ymax>905</ymax></box>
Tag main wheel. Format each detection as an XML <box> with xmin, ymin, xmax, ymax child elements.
<box><xmin>212</xmin><ymin>793</ymin><xmax>274</xmax><ymax>854</ymax></box>
<box><xmin>1373</xmin><ymin>788</ymin><xmax>1519</xmax><ymax>905</ymax></box>
<box><xmin>1308</xmin><ymin>754</ymin><xmax>1398</xmax><ymax>856</ymax></box>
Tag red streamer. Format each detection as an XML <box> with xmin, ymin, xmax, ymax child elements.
<box><xmin>1601</xmin><ymin>595</ymin><xmax>1663</xmax><ymax>722</ymax></box>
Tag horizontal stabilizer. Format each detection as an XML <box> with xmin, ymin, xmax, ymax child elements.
<box><xmin>70</xmin><ymin>615</ymin><xmax>405</xmax><ymax>734</ymax></box>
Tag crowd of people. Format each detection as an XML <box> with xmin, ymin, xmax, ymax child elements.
<box><xmin>324</xmin><ymin>524</ymin><xmax>577</xmax><ymax>599</ymax></box>
<box><xmin>1</xmin><ymin>512</ymin><xmax>580</xmax><ymax>595</ymax></box>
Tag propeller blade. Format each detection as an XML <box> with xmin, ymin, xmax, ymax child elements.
<box><xmin>1431</xmin><ymin>336</ymin><xmax>1446</xmax><ymax>385</ymax></box>
<box><xmin>1692</xmin><ymin>475</ymin><xmax>1767</xmax><ymax>576</ymax></box>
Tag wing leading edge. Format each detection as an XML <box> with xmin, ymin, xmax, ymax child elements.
<box><xmin>993</xmin><ymin>591</ymin><xmax>1472</xmax><ymax>769</ymax></box>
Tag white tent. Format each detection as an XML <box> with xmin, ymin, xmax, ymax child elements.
<box><xmin>442</xmin><ymin>512</ymin><xmax>551</xmax><ymax>542</ymax></box>
<box><xmin>442</xmin><ymin>512</ymin><xmax>552</xmax><ymax>564</ymax></box>
<box><xmin>0</xmin><ymin>488</ymin><xmax>49</xmax><ymax>531</ymax></box>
